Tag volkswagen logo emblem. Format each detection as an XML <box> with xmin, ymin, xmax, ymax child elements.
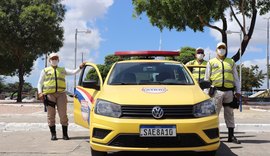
<box><xmin>152</xmin><ymin>106</ymin><xmax>164</xmax><ymax>119</ymax></box>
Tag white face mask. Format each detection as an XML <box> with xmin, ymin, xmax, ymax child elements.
<box><xmin>196</xmin><ymin>54</ymin><xmax>204</xmax><ymax>60</ymax></box>
<box><xmin>50</xmin><ymin>60</ymin><xmax>59</xmax><ymax>66</ymax></box>
<box><xmin>217</xmin><ymin>49</ymin><xmax>226</xmax><ymax>56</ymax></box>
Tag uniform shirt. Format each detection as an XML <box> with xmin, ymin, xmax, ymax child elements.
<box><xmin>204</xmin><ymin>57</ymin><xmax>240</xmax><ymax>94</ymax></box>
<box><xmin>37</xmin><ymin>67</ymin><xmax>81</xmax><ymax>94</ymax></box>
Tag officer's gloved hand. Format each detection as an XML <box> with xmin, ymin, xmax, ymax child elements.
<box><xmin>38</xmin><ymin>93</ymin><xmax>44</xmax><ymax>100</ymax></box>
<box><xmin>208</xmin><ymin>85</ymin><xmax>216</xmax><ymax>97</ymax></box>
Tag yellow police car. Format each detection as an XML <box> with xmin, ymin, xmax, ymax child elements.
<box><xmin>73</xmin><ymin>51</ymin><xmax>219</xmax><ymax>156</ymax></box>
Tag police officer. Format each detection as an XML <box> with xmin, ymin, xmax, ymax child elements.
<box><xmin>37</xmin><ymin>53</ymin><xmax>85</xmax><ymax>141</ymax></box>
<box><xmin>186</xmin><ymin>47</ymin><xmax>207</xmax><ymax>82</ymax></box>
<box><xmin>204</xmin><ymin>42</ymin><xmax>241</xmax><ymax>144</ymax></box>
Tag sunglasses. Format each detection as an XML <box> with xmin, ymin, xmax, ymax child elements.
<box><xmin>197</xmin><ymin>52</ymin><xmax>204</xmax><ymax>54</ymax></box>
<box><xmin>50</xmin><ymin>57</ymin><xmax>59</xmax><ymax>60</ymax></box>
<box><xmin>217</xmin><ymin>46</ymin><xmax>226</xmax><ymax>49</ymax></box>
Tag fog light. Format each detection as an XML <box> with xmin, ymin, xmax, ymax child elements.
<box><xmin>93</xmin><ymin>128</ymin><xmax>111</xmax><ymax>139</ymax></box>
<box><xmin>203</xmin><ymin>128</ymin><xmax>219</xmax><ymax>139</ymax></box>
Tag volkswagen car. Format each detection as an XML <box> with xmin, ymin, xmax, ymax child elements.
<box><xmin>73</xmin><ymin>51</ymin><xmax>219</xmax><ymax>156</ymax></box>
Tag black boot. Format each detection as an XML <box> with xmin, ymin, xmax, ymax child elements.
<box><xmin>62</xmin><ymin>125</ymin><xmax>70</xmax><ymax>140</ymax></box>
<box><xmin>228</xmin><ymin>128</ymin><xmax>241</xmax><ymax>144</ymax></box>
<box><xmin>49</xmin><ymin>125</ymin><xmax>57</xmax><ymax>141</ymax></box>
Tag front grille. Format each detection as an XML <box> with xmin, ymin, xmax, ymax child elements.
<box><xmin>121</xmin><ymin>105</ymin><xmax>194</xmax><ymax>118</ymax></box>
<box><xmin>108</xmin><ymin>133</ymin><xmax>206</xmax><ymax>147</ymax></box>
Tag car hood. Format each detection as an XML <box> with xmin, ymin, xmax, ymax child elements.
<box><xmin>98</xmin><ymin>85</ymin><xmax>209</xmax><ymax>105</ymax></box>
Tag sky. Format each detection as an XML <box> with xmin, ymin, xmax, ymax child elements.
<box><xmin>4</xmin><ymin>0</ymin><xmax>270</xmax><ymax>92</ymax></box>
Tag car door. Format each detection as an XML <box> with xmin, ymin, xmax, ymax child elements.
<box><xmin>73</xmin><ymin>63</ymin><xmax>103</xmax><ymax>128</ymax></box>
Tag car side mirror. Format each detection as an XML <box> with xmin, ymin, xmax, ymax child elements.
<box><xmin>82</xmin><ymin>80</ymin><xmax>100</xmax><ymax>90</ymax></box>
<box><xmin>199</xmin><ymin>81</ymin><xmax>211</xmax><ymax>90</ymax></box>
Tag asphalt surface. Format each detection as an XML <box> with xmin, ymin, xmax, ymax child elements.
<box><xmin>0</xmin><ymin>100</ymin><xmax>270</xmax><ymax>156</ymax></box>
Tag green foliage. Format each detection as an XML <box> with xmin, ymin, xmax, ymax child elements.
<box><xmin>0</xmin><ymin>77</ymin><xmax>5</xmax><ymax>93</ymax></box>
<box><xmin>240</xmin><ymin>65</ymin><xmax>265</xmax><ymax>91</ymax></box>
<box><xmin>132</xmin><ymin>0</ymin><xmax>228</xmax><ymax>32</ymax></box>
<box><xmin>174</xmin><ymin>47</ymin><xmax>196</xmax><ymax>64</ymax></box>
<box><xmin>100</xmin><ymin>54</ymin><xmax>124</xmax><ymax>80</ymax></box>
<box><xmin>0</xmin><ymin>0</ymin><xmax>65</xmax><ymax>75</ymax></box>
<box><xmin>104</xmin><ymin>54</ymin><xmax>123</xmax><ymax>66</ymax></box>
<box><xmin>0</xmin><ymin>0</ymin><xmax>65</xmax><ymax>102</ymax></box>
<box><xmin>4</xmin><ymin>82</ymin><xmax>33</xmax><ymax>93</ymax></box>
<box><xmin>132</xmin><ymin>0</ymin><xmax>270</xmax><ymax>62</ymax></box>
<box><xmin>85</xmin><ymin>54</ymin><xmax>139</xmax><ymax>82</ymax></box>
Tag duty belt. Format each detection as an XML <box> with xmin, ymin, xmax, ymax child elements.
<box><xmin>43</xmin><ymin>95</ymin><xmax>56</xmax><ymax>112</ymax></box>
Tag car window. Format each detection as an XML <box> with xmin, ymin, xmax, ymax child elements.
<box><xmin>79</xmin><ymin>65</ymin><xmax>100</xmax><ymax>86</ymax></box>
<box><xmin>108</xmin><ymin>62</ymin><xmax>194</xmax><ymax>85</ymax></box>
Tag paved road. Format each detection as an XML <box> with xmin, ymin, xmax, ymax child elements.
<box><xmin>1</xmin><ymin>100</ymin><xmax>270</xmax><ymax>155</ymax></box>
<box><xmin>1</xmin><ymin>131</ymin><xmax>270</xmax><ymax>156</ymax></box>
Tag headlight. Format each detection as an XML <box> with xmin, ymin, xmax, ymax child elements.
<box><xmin>193</xmin><ymin>99</ymin><xmax>216</xmax><ymax>117</ymax></box>
<box><xmin>94</xmin><ymin>99</ymin><xmax>121</xmax><ymax>118</ymax></box>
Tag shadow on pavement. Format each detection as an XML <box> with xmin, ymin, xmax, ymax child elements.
<box><xmin>107</xmin><ymin>142</ymin><xmax>239</xmax><ymax>156</ymax></box>
<box><xmin>69</xmin><ymin>136</ymin><xmax>89</xmax><ymax>140</ymax></box>
<box><xmin>220</xmin><ymin>135</ymin><xmax>256</xmax><ymax>140</ymax></box>
<box><xmin>240</xmin><ymin>139</ymin><xmax>270</xmax><ymax>144</ymax></box>
<box><xmin>109</xmin><ymin>151</ymin><xmax>199</xmax><ymax>156</ymax></box>
<box><xmin>216</xmin><ymin>142</ymin><xmax>238</xmax><ymax>156</ymax></box>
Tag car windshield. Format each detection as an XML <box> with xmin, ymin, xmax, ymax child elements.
<box><xmin>108</xmin><ymin>62</ymin><xmax>194</xmax><ymax>85</ymax></box>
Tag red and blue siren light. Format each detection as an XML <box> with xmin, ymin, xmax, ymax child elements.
<box><xmin>115</xmin><ymin>51</ymin><xmax>180</xmax><ymax>57</ymax></box>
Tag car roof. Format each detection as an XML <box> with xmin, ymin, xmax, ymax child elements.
<box><xmin>116</xmin><ymin>59</ymin><xmax>182</xmax><ymax>64</ymax></box>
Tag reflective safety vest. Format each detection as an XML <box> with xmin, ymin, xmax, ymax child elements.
<box><xmin>188</xmin><ymin>60</ymin><xmax>207</xmax><ymax>82</ymax></box>
<box><xmin>209</xmin><ymin>58</ymin><xmax>235</xmax><ymax>89</ymax></box>
<box><xmin>43</xmin><ymin>66</ymin><xmax>66</xmax><ymax>94</ymax></box>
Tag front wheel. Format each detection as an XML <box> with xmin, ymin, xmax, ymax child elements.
<box><xmin>91</xmin><ymin>148</ymin><xmax>107</xmax><ymax>156</ymax></box>
<box><xmin>199</xmin><ymin>150</ymin><xmax>217</xmax><ymax>156</ymax></box>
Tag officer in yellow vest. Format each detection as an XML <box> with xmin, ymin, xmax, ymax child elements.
<box><xmin>204</xmin><ymin>42</ymin><xmax>241</xmax><ymax>144</ymax></box>
<box><xmin>186</xmin><ymin>47</ymin><xmax>207</xmax><ymax>82</ymax></box>
<box><xmin>37</xmin><ymin>53</ymin><xmax>85</xmax><ymax>141</ymax></box>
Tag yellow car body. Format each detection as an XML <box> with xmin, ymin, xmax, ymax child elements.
<box><xmin>74</xmin><ymin>60</ymin><xmax>219</xmax><ymax>155</ymax></box>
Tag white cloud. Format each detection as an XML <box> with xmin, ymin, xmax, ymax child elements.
<box><xmin>203</xmin><ymin>47</ymin><xmax>216</xmax><ymax>61</ymax></box>
<box><xmin>23</xmin><ymin>0</ymin><xmax>114</xmax><ymax>87</ymax></box>
<box><xmin>210</xmin><ymin>9</ymin><xmax>270</xmax><ymax>53</ymax></box>
<box><xmin>59</xmin><ymin>0</ymin><xmax>113</xmax><ymax>69</ymax></box>
<box><xmin>243</xmin><ymin>59</ymin><xmax>267</xmax><ymax>73</ymax></box>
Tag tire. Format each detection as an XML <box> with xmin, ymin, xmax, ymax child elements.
<box><xmin>91</xmin><ymin>148</ymin><xmax>107</xmax><ymax>156</ymax></box>
<box><xmin>199</xmin><ymin>150</ymin><xmax>217</xmax><ymax>156</ymax></box>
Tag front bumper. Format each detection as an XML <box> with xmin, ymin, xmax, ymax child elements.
<box><xmin>90</xmin><ymin>114</ymin><xmax>220</xmax><ymax>152</ymax></box>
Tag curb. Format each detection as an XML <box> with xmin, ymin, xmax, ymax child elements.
<box><xmin>219</xmin><ymin>123</ymin><xmax>270</xmax><ymax>132</ymax></box>
<box><xmin>0</xmin><ymin>122</ymin><xmax>87</xmax><ymax>132</ymax></box>
<box><xmin>1</xmin><ymin>122</ymin><xmax>270</xmax><ymax>132</ymax></box>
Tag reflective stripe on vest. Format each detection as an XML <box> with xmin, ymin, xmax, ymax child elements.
<box><xmin>43</xmin><ymin>66</ymin><xmax>66</xmax><ymax>94</ymax></box>
<box><xmin>189</xmin><ymin>60</ymin><xmax>207</xmax><ymax>81</ymax></box>
<box><xmin>209</xmin><ymin>58</ymin><xmax>234</xmax><ymax>88</ymax></box>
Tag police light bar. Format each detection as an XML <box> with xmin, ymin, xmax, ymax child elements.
<box><xmin>115</xmin><ymin>51</ymin><xmax>180</xmax><ymax>56</ymax></box>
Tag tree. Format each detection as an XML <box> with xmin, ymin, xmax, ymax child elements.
<box><xmin>0</xmin><ymin>0</ymin><xmax>65</xmax><ymax>102</ymax></box>
<box><xmin>241</xmin><ymin>65</ymin><xmax>265</xmax><ymax>91</ymax></box>
<box><xmin>173</xmin><ymin>47</ymin><xmax>196</xmax><ymax>64</ymax></box>
<box><xmin>132</xmin><ymin>0</ymin><xmax>270</xmax><ymax>62</ymax></box>
<box><xmin>0</xmin><ymin>77</ymin><xmax>5</xmax><ymax>93</ymax></box>
<box><xmin>4</xmin><ymin>82</ymin><xmax>34</xmax><ymax>99</ymax></box>
<box><xmin>99</xmin><ymin>54</ymin><xmax>125</xmax><ymax>80</ymax></box>
<box><xmin>86</xmin><ymin>54</ymin><xmax>127</xmax><ymax>81</ymax></box>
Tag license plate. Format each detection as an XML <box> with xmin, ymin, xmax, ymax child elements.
<box><xmin>140</xmin><ymin>125</ymin><xmax>176</xmax><ymax>137</ymax></box>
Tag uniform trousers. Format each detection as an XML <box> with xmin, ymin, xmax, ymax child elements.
<box><xmin>213</xmin><ymin>90</ymin><xmax>235</xmax><ymax>128</ymax></box>
<box><xmin>46</xmin><ymin>92</ymin><xmax>68</xmax><ymax>127</ymax></box>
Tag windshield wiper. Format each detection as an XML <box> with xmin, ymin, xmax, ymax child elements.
<box><xmin>110</xmin><ymin>82</ymin><xmax>137</xmax><ymax>85</ymax></box>
<box><xmin>157</xmin><ymin>82</ymin><xmax>190</xmax><ymax>85</ymax></box>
